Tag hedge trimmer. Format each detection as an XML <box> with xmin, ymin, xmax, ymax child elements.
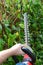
<box><xmin>12</xmin><ymin>13</ymin><xmax>36</xmax><ymax>65</ymax></box>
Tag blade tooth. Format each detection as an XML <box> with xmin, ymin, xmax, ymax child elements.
<box><xmin>27</xmin><ymin>24</ymin><xmax>29</xmax><ymax>26</ymax></box>
<box><xmin>28</xmin><ymin>38</ymin><xmax>30</xmax><ymax>40</ymax></box>
<box><xmin>27</xmin><ymin>31</ymin><xmax>29</xmax><ymax>33</ymax></box>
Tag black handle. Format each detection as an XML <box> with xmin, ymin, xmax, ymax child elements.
<box><xmin>21</xmin><ymin>47</ymin><xmax>36</xmax><ymax>63</ymax></box>
<box><xmin>12</xmin><ymin>47</ymin><xmax>36</xmax><ymax>63</ymax></box>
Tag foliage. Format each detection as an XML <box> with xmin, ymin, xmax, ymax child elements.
<box><xmin>0</xmin><ymin>0</ymin><xmax>43</xmax><ymax>65</ymax></box>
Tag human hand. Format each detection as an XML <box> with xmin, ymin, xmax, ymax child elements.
<box><xmin>10</xmin><ymin>44</ymin><xmax>25</xmax><ymax>56</ymax></box>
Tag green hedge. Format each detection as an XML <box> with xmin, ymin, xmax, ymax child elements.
<box><xmin>0</xmin><ymin>0</ymin><xmax>43</xmax><ymax>65</ymax></box>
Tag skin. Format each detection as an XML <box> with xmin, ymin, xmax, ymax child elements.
<box><xmin>0</xmin><ymin>44</ymin><xmax>25</xmax><ymax>64</ymax></box>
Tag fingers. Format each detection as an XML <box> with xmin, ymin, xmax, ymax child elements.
<box><xmin>10</xmin><ymin>43</ymin><xmax>25</xmax><ymax>55</ymax></box>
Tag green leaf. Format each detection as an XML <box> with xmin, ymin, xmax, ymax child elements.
<box><xmin>5</xmin><ymin>27</ymin><xmax>11</xmax><ymax>35</ymax></box>
<box><xmin>32</xmin><ymin>23</ymin><xmax>37</xmax><ymax>29</ymax></box>
<box><xmin>0</xmin><ymin>39</ymin><xmax>5</xmax><ymax>50</ymax></box>
<box><xmin>19</xmin><ymin>23</ymin><xmax>24</xmax><ymax>29</ymax></box>
<box><xmin>8</xmin><ymin>33</ymin><xmax>19</xmax><ymax>47</ymax></box>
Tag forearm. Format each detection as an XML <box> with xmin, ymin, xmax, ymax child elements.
<box><xmin>0</xmin><ymin>44</ymin><xmax>24</xmax><ymax>64</ymax></box>
<box><xmin>0</xmin><ymin>49</ymin><xmax>12</xmax><ymax>64</ymax></box>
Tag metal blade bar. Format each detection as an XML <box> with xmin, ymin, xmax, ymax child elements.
<box><xmin>24</xmin><ymin>13</ymin><xmax>33</xmax><ymax>52</ymax></box>
<box><xmin>24</xmin><ymin>13</ymin><xmax>29</xmax><ymax>45</ymax></box>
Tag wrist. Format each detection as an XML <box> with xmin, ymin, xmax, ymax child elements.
<box><xmin>9</xmin><ymin>48</ymin><xmax>16</xmax><ymax>56</ymax></box>
<box><xmin>6</xmin><ymin>48</ymin><xmax>14</xmax><ymax>57</ymax></box>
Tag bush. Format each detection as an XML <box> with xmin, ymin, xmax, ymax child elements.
<box><xmin>0</xmin><ymin>0</ymin><xmax>43</xmax><ymax>65</ymax></box>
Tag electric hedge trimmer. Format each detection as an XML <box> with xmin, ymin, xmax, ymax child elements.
<box><xmin>12</xmin><ymin>13</ymin><xmax>36</xmax><ymax>65</ymax></box>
